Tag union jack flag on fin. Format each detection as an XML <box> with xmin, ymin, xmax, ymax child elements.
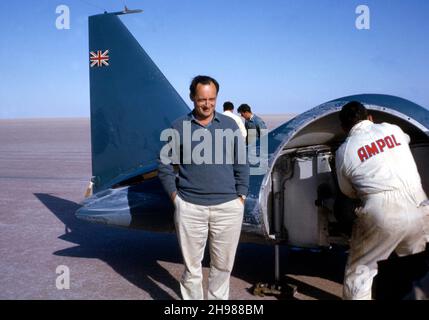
<box><xmin>90</xmin><ymin>50</ymin><xmax>110</xmax><ymax>67</ymax></box>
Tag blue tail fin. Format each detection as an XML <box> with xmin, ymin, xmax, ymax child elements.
<box><xmin>88</xmin><ymin>12</ymin><xmax>190</xmax><ymax>192</ymax></box>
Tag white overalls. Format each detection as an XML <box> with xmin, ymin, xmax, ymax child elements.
<box><xmin>336</xmin><ymin>120</ymin><xmax>429</xmax><ymax>300</ymax></box>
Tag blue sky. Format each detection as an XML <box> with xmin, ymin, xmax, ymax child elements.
<box><xmin>0</xmin><ymin>0</ymin><xmax>428</xmax><ymax>118</ymax></box>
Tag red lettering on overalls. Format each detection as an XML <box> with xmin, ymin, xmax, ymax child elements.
<box><xmin>357</xmin><ymin>147</ymin><xmax>368</xmax><ymax>162</ymax></box>
<box><xmin>365</xmin><ymin>142</ymin><xmax>379</xmax><ymax>158</ymax></box>
<box><xmin>384</xmin><ymin>136</ymin><xmax>394</xmax><ymax>148</ymax></box>
<box><xmin>392</xmin><ymin>134</ymin><xmax>401</xmax><ymax>146</ymax></box>
<box><xmin>376</xmin><ymin>139</ymin><xmax>386</xmax><ymax>152</ymax></box>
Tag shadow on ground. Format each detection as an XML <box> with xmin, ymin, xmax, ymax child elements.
<box><xmin>35</xmin><ymin>193</ymin><xmax>181</xmax><ymax>299</ymax></box>
<box><xmin>234</xmin><ymin>243</ymin><xmax>347</xmax><ymax>300</ymax></box>
<box><xmin>35</xmin><ymin>193</ymin><xmax>347</xmax><ymax>300</ymax></box>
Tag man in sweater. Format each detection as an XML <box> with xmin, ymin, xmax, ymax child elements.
<box><xmin>158</xmin><ymin>75</ymin><xmax>249</xmax><ymax>300</ymax></box>
<box><xmin>335</xmin><ymin>101</ymin><xmax>429</xmax><ymax>300</ymax></box>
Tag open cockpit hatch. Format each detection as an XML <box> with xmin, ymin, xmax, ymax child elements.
<box><xmin>263</xmin><ymin>104</ymin><xmax>429</xmax><ymax>248</ymax></box>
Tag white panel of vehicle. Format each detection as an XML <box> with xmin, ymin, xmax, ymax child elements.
<box><xmin>283</xmin><ymin>152</ymin><xmax>333</xmax><ymax>247</ymax></box>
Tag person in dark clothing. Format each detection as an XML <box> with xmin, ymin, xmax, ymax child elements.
<box><xmin>237</xmin><ymin>103</ymin><xmax>267</xmax><ymax>145</ymax></box>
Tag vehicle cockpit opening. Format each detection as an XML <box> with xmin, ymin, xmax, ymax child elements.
<box><xmin>265</xmin><ymin>108</ymin><xmax>429</xmax><ymax>248</ymax></box>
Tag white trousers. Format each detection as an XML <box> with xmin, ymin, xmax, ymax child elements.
<box><xmin>174</xmin><ymin>196</ymin><xmax>244</xmax><ymax>300</ymax></box>
<box><xmin>343</xmin><ymin>188</ymin><xmax>429</xmax><ymax>300</ymax></box>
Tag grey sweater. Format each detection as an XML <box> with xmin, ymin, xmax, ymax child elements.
<box><xmin>158</xmin><ymin>111</ymin><xmax>249</xmax><ymax>205</ymax></box>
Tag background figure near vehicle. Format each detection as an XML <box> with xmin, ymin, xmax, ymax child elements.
<box><xmin>222</xmin><ymin>101</ymin><xmax>247</xmax><ymax>139</ymax></box>
<box><xmin>237</xmin><ymin>103</ymin><xmax>267</xmax><ymax>145</ymax></box>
